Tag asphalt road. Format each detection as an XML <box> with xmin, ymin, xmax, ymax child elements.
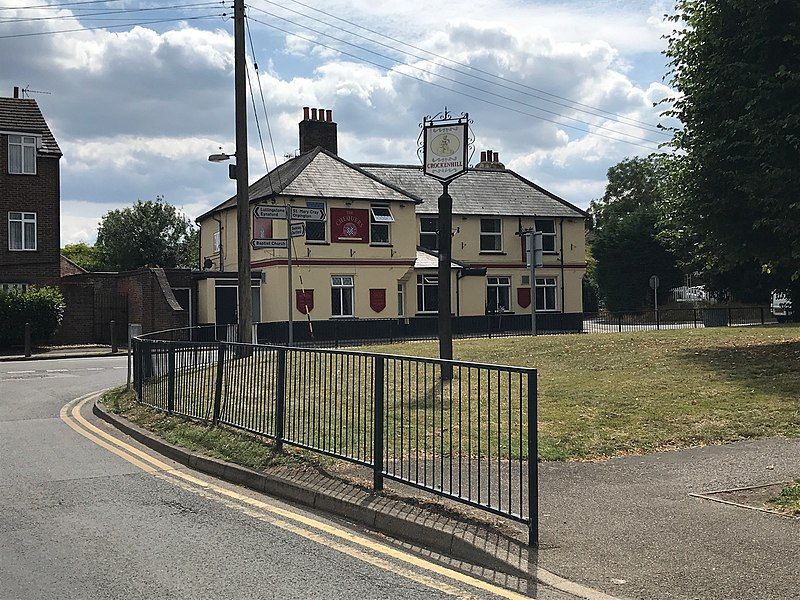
<box><xmin>0</xmin><ymin>356</ymin><xmax>576</xmax><ymax>600</ymax></box>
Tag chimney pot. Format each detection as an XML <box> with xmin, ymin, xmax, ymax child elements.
<box><xmin>480</xmin><ymin>151</ymin><xmax>487</xmax><ymax>162</ymax></box>
<box><xmin>486</xmin><ymin>149</ymin><xmax>493</xmax><ymax>162</ymax></box>
<box><xmin>13</xmin><ymin>86</ymin><xmax>19</xmax><ymax>98</ymax></box>
<box><xmin>303</xmin><ymin>106</ymin><xmax>310</xmax><ymax>120</ymax></box>
<box><xmin>325</xmin><ymin>109</ymin><xmax>332</xmax><ymax>122</ymax></box>
<box><xmin>311</xmin><ymin>108</ymin><xmax>318</xmax><ymax>120</ymax></box>
<box><xmin>493</xmin><ymin>151</ymin><xmax>499</xmax><ymax>163</ymax></box>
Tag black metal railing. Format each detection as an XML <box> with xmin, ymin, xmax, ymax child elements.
<box><xmin>582</xmin><ymin>306</ymin><xmax>775</xmax><ymax>333</ymax></box>
<box><xmin>132</xmin><ymin>329</ymin><xmax>539</xmax><ymax>545</ymax></box>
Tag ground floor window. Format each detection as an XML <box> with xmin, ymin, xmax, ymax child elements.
<box><xmin>486</xmin><ymin>276</ymin><xmax>511</xmax><ymax>313</ymax></box>
<box><xmin>397</xmin><ymin>282</ymin><xmax>405</xmax><ymax>316</ymax></box>
<box><xmin>0</xmin><ymin>282</ymin><xmax>28</xmax><ymax>292</ymax></box>
<box><xmin>535</xmin><ymin>277</ymin><xmax>557</xmax><ymax>311</ymax></box>
<box><xmin>416</xmin><ymin>274</ymin><xmax>438</xmax><ymax>313</ymax></box>
<box><xmin>331</xmin><ymin>275</ymin><xmax>354</xmax><ymax>317</ymax></box>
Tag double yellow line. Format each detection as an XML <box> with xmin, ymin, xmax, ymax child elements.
<box><xmin>61</xmin><ymin>391</ymin><xmax>534</xmax><ymax>599</ymax></box>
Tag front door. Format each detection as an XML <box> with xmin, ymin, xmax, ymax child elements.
<box><xmin>215</xmin><ymin>286</ymin><xmax>238</xmax><ymax>325</ymax></box>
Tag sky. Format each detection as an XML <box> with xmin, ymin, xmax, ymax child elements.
<box><xmin>0</xmin><ymin>0</ymin><xmax>679</xmax><ymax>245</ymax></box>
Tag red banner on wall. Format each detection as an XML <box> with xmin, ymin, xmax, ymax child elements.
<box><xmin>330</xmin><ymin>208</ymin><xmax>369</xmax><ymax>243</ymax></box>
<box><xmin>369</xmin><ymin>289</ymin><xmax>386</xmax><ymax>313</ymax></box>
<box><xmin>517</xmin><ymin>287</ymin><xmax>531</xmax><ymax>309</ymax></box>
<box><xmin>253</xmin><ymin>216</ymin><xmax>273</xmax><ymax>240</ymax></box>
<box><xmin>296</xmin><ymin>290</ymin><xmax>314</xmax><ymax>314</ymax></box>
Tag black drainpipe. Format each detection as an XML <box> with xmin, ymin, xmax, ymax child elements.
<box><xmin>559</xmin><ymin>219</ymin><xmax>565</xmax><ymax>312</ymax></box>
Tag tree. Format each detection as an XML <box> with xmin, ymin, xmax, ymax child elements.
<box><xmin>589</xmin><ymin>156</ymin><xmax>682</xmax><ymax>312</ymax></box>
<box><xmin>95</xmin><ymin>197</ymin><xmax>198</xmax><ymax>271</ymax></box>
<box><xmin>62</xmin><ymin>242</ymin><xmax>108</xmax><ymax>272</ymax></box>
<box><xmin>663</xmin><ymin>0</ymin><xmax>800</xmax><ymax>303</ymax></box>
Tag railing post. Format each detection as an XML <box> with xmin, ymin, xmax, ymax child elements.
<box><xmin>167</xmin><ymin>343</ymin><xmax>176</xmax><ymax>414</ymax></box>
<box><xmin>760</xmin><ymin>306</ymin><xmax>765</xmax><ymax>325</ymax></box>
<box><xmin>617</xmin><ymin>314</ymin><xmax>622</xmax><ymax>333</ymax></box>
<box><xmin>212</xmin><ymin>342</ymin><xmax>225</xmax><ymax>425</ymax></box>
<box><xmin>727</xmin><ymin>307</ymin><xmax>733</xmax><ymax>327</ymax></box>
<box><xmin>275</xmin><ymin>348</ymin><xmax>287</xmax><ymax>449</ymax></box>
<box><xmin>527</xmin><ymin>369</ymin><xmax>539</xmax><ymax>548</ymax></box>
<box><xmin>373</xmin><ymin>355</ymin><xmax>385</xmax><ymax>491</ymax></box>
<box><xmin>693</xmin><ymin>308</ymin><xmax>698</xmax><ymax>328</ymax></box>
<box><xmin>24</xmin><ymin>322</ymin><xmax>31</xmax><ymax>357</ymax></box>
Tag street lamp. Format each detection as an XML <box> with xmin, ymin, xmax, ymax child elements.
<box><xmin>208</xmin><ymin>151</ymin><xmax>234</xmax><ymax>163</ymax></box>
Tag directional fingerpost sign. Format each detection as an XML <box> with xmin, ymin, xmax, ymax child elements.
<box><xmin>289</xmin><ymin>206</ymin><xmax>325</xmax><ymax>222</ymax></box>
<box><xmin>290</xmin><ymin>222</ymin><xmax>305</xmax><ymax>238</ymax></box>
<box><xmin>251</xmin><ymin>238</ymin><xmax>288</xmax><ymax>249</ymax></box>
<box><xmin>253</xmin><ymin>205</ymin><xmax>287</xmax><ymax>219</ymax></box>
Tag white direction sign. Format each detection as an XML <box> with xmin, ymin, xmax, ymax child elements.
<box><xmin>290</xmin><ymin>222</ymin><xmax>306</xmax><ymax>238</ymax></box>
<box><xmin>253</xmin><ymin>205</ymin><xmax>287</xmax><ymax>219</ymax></box>
<box><xmin>251</xmin><ymin>238</ymin><xmax>288</xmax><ymax>249</ymax></box>
<box><xmin>289</xmin><ymin>206</ymin><xmax>325</xmax><ymax>222</ymax></box>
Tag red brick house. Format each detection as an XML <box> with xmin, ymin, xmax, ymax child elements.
<box><xmin>0</xmin><ymin>89</ymin><xmax>62</xmax><ymax>289</ymax></box>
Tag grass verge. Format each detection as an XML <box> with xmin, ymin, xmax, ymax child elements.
<box><xmin>101</xmin><ymin>387</ymin><xmax>324</xmax><ymax>472</ymax></box>
<box><xmin>768</xmin><ymin>480</ymin><xmax>800</xmax><ymax>516</ymax></box>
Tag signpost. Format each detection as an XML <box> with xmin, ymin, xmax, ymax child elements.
<box><xmin>650</xmin><ymin>275</ymin><xmax>660</xmax><ymax>328</ymax></box>
<box><xmin>253</xmin><ymin>202</ymin><xmax>327</xmax><ymax>345</ymax></box>
<box><xmin>526</xmin><ymin>231</ymin><xmax>544</xmax><ymax>335</ymax></box>
<box><xmin>420</xmin><ymin>109</ymin><xmax>470</xmax><ymax>380</ymax></box>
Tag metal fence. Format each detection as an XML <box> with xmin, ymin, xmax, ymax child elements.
<box><xmin>583</xmin><ymin>306</ymin><xmax>775</xmax><ymax>334</ymax></box>
<box><xmin>133</xmin><ymin>329</ymin><xmax>539</xmax><ymax>545</ymax></box>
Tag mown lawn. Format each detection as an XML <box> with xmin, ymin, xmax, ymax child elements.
<box><xmin>364</xmin><ymin>325</ymin><xmax>800</xmax><ymax>460</ymax></box>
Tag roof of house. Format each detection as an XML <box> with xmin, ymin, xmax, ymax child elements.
<box><xmin>414</xmin><ymin>248</ymin><xmax>462</xmax><ymax>270</ymax></box>
<box><xmin>0</xmin><ymin>97</ymin><xmax>61</xmax><ymax>156</ymax></box>
<box><xmin>358</xmin><ymin>164</ymin><xmax>587</xmax><ymax>218</ymax></box>
<box><xmin>197</xmin><ymin>147</ymin><xmax>421</xmax><ymax>221</ymax></box>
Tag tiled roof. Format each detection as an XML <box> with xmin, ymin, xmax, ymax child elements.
<box><xmin>414</xmin><ymin>248</ymin><xmax>462</xmax><ymax>269</ymax></box>
<box><xmin>359</xmin><ymin>164</ymin><xmax>587</xmax><ymax>218</ymax></box>
<box><xmin>197</xmin><ymin>147</ymin><xmax>420</xmax><ymax>221</ymax></box>
<box><xmin>0</xmin><ymin>97</ymin><xmax>61</xmax><ymax>156</ymax></box>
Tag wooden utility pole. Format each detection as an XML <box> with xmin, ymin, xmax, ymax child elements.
<box><xmin>234</xmin><ymin>0</ymin><xmax>252</xmax><ymax>344</ymax></box>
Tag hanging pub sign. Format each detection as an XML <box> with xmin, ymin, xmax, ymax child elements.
<box><xmin>330</xmin><ymin>207</ymin><xmax>369</xmax><ymax>243</ymax></box>
<box><xmin>422</xmin><ymin>120</ymin><xmax>468</xmax><ymax>182</ymax></box>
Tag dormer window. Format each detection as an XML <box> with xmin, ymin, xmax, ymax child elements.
<box><xmin>370</xmin><ymin>204</ymin><xmax>394</xmax><ymax>245</ymax></box>
<box><xmin>8</xmin><ymin>135</ymin><xmax>37</xmax><ymax>175</ymax></box>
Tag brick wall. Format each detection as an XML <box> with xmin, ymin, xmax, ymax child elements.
<box><xmin>0</xmin><ymin>134</ymin><xmax>61</xmax><ymax>287</ymax></box>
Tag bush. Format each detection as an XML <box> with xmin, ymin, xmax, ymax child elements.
<box><xmin>0</xmin><ymin>286</ymin><xmax>65</xmax><ymax>347</ymax></box>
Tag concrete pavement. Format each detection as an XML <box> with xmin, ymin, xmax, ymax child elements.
<box><xmin>0</xmin><ymin>356</ymin><xmax>576</xmax><ymax>599</ymax></box>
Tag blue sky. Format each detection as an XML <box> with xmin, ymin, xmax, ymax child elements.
<box><xmin>0</xmin><ymin>0</ymin><xmax>678</xmax><ymax>244</ymax></box>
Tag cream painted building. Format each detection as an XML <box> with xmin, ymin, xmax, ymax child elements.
<box><xmin>195</xmin><ymin>109</ymin><xmax>587</xmax><ymax>328</ymax></box>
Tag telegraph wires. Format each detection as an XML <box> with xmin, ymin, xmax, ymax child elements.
<box><xmin>0</xmin><ymin>13</ymin><xmax>226</xmax><ymax>38</ymax></box>
<box><xmin>0</xmin><ymin>3</ymin><xmax>227</xmax><ymax>24</ymax></box>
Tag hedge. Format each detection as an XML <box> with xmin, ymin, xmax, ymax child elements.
<box><xmin>0</xmin><ymin>286</ymin><xmax>65</xmax><ymax>347</ymax></box>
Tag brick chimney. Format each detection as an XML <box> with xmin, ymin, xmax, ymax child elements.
<box><xmin>299</xmin><ymin>106</ymin><xmax>337</xmax><ymax>155</ymax></box>
<box><xmin>475</xmin><ymin>149</ymin><xmax>505</xmax><ymax>170</ymax></box>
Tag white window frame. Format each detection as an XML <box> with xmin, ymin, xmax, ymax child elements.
<box><xmin>369</xmin><ymin>204</ymin><xmax>394</xmax><ymax>246</ymax></box>
<box><xmin>212</xmin><ymin>230</ymin><xmax>221</xmax><ymax>253</ymax></box>
<box><xmin>331</xmin><ymin>275</ymin><xmax>354</xmax><ymax>317</ymax></box>
<box><xmin>535</xmin><ymin>277</ymin><xmax>558</xmax><ymax>311</ymax></box>
<box><xmin>486</xmin><ymin>276</ymin><xmax>512</xmax><ymax>313</ymax></box>
<box><xmin>419</xmin><ymin>217</ymin><xmax>438</xmax><ymax>250</ymax></box>
<box><xmin>305</xmin><ymin>200</ymin><xmax>327</xmax><ymax>243</ymax></box>
<box><xmin>534</xmin><ymin>218</ymin><xmax>557</xmax><ymax>253</ymax></box>
<box><xmin>8</xmin><ymin>135</ymin><xmax>37</xmax><ymax>175</ymax></box>
<box><xmin>8</xmin><ymin>211</ymin><xmax>37</xmax><ymax>251</ymax></box>
<box><xmin>480</xmin><ymin>218</ymin><xmax>502</xmax><ymax>252</ymax></box>
<box><xmin>397</xmin><ymin>282</ymin><xmax>405</xmax><ymax>317</ymax></box>
<box><xmin>0</xmin><ymin>283</ymin><xmax>28</xmax><ymax>293</ymax></box>
<box><xmin>416</xmin><ymin>274</ymin><xmax>438</xmax><ymax>314</ymax></box>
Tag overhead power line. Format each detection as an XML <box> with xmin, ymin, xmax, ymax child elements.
<box><xmin>246</xmin><ymin>14</ymin><xmax>660</xmax><ymax>151</ymax></box>
<box><xmin>257</xmin><ymin>0</ymin><xmax>668</xmax><ymax>135</ymax></box>
<box><xmin>244</xmin><ymin>10</ymin><xmax>661</xmax><ymax>149</ymax></box>
<box><xmin>0</xmin><ymin>13</ymin><xmax>226</xmax><ymax>38</ymax></box>
<box><xmin>0</xmin><ymin>2</ymin><xmax>226</xmax><ymax>23</ymax></box>
<box><xmin>0</xmin><ymin>0</ymin><xmax>122</xmax><ymax>10</ymax></box>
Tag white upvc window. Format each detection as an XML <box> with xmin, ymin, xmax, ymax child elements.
<box><xmin>535</xmin><ymin>277</ymin><xmax>558</xmax><ymax>311</ymax></box>
<box><xmin>0</xmin><ymin>283</ymin><xmax>28</xmax><ymax>292</ymax></box>
<box><xmin>486</xmin><ymin>276</ymin><xmax>511</xmax><ymax>313</ymax></box>
<box><xmin>370</xmin><ymin>204</ymin><xmax>394</xmax><ymax>245</ymax></box>
<box><xmin>534</xmin><ymin>218</ymin><xmax>556</xmax><ymax>252</ymax></box>
<box><xmin>416</xmin><ymin>274</ymin><xmax>438</xmax><ymax>314</ymax></box>
<box><xmin>8</xmin><ymin>135</ymin><xmax>37</xmax><ymax>175</ymax></box>
<box><xmin>480</xmin><ymin>218</ymin><xmax>502</xmax><ymax>252</ymax></box>
<box><xmin>212</xmin><ymin>230</ymin><xmax>221</xmax><ymax>253</ymax></box>
<box><xmin>419</xmin><ymin>217</ymin><xmax>438</xmax><ymax>250</ymax></box>
<box><xmin>331</xmin><ymin>275</ymin><xmax>354</xmax><ymax>317</ymax></box>
<box><xmin>397</xmin><ymin>282</ymin><xmax>405</xmax><ymax>316</ymax></box>
<box><xmin>8</xmin><ymin>212</ymin><xmax>36</xmax><ymax>251</ymax></box>
<box><xmin>306</xmin><ymin>200</ymin><xmax>326</xmax><ymax>242</ymax></box>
